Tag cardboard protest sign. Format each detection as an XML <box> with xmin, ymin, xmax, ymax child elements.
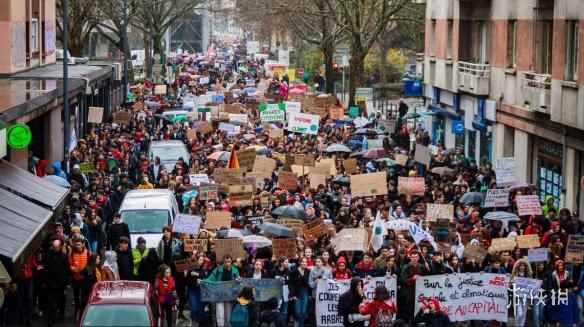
<box><xmin>229</xmin><ymin>114</ymin><xmax>248</xmax><ymax>125</ymax></box>
<box><xmin>414</xmin><ymin>144</ymin><xmax>432</xmax><ymax>167</ymax></box>
<box><xmin>415</xmin><ymin>273</ymin><xmax>509</xmax><ymax>322</ymax></box>
<box><xmin>331</xmin><ymin>228</ymin><xmax>368</xmax><ymax>254</ymax></box>
<box><xmin>132</xmin><ymin>101</ymin><xmax>144</xmax><ymax>111</ymax></box>
<box><xmin>228</xmin><ymin>184</ymin><xmax>254</xmax><ymax>207</ymax></box>
<box><xmin>350</xmin><ymin>172</ymin><xmax>388</xmax><ymax>197</ymax></box>
<box><xmin>213</xmin><ymin>168</ymin><xmax>243</xmax><ymax>184</ymax></box>
<box><xmin>294</xmin><ymin>154</ymin><xmax>315</xmax><ymax>167</ymax></box>
<box><xmin>174</xmin><ymin>258</ymin><xmax>194</xmax><ymax>273</ymax></box>
<box><xmin>303</xmin><ymin>219</ymin><xmax>327</xmax><ymax>241</ymax></box>
<box><xmin>88</xmin><ymin>107</ymin><xmax>104</xmax><ymax>123</ymax></box>
<box><xmin>489</xmin><ymin>237</ymin><xmax>517</xmax><ymax>252</ymax></box>
<box><xmin>495</xmin><ymin>157</ymin><xmax>517</xmax><ymax>187</ymax></box>
<box><xmin>329</xmin><ymin>106</ymin><xmax>345</xmax><ymax>120</ymax></box>
<box><xmin>278</xmin><ymin>171</ymin><xmax>298</xmax><ymax>191</ymax></box>
<box><xmin>463</xmin><ymin>244</ymin><xmax>488</xmax><ymax>263</ymax></box>
<box><xmin>398</xmin><ymin>177</ymin><xmax>425</xmax><ymax>195</ymax></box>
<box><xmin>237</xmin><ymin>148</ymin><xmax>257</xmax><ymax>172</ymax></box>
<box><xmin>204</xmin><ymin>211</ymin><xmax>232</xmax><ymax>230</ymax></box>
<box><xmin>483</xmin><ymin>189</ymin><xmax>510</xmax><ymax>208</ymax></box>
<box><xmin>183</xmin><ymin>239</ymin><xmax>195</xmax><ymax>252</ymax></box>
<box><xmin>316</xmin><ymin>277</ymin><xmax>396</xmax><ymax>327</ymax></box>
<box><xmin>218</xmin><ymin>122</ymin><xmax>239</xmax><ymax>135</ymax></box>
<box><xmin>309</xmin><ymin>174</ymin><xmax>327</xmax><ymax>190</ymax></box>
<box><xmin>527</xmin><ymin>248</ymin><xmax>549</xmax><ymax>262</ymax></box>
<box><xmin>565</xmin><ymin>235</ymin><xmax>584</xmax><ymax>263</ymax></box>
<box><xmin>425</xmin><ymin>204</ymin><xmax>454</xmax><ymax>221</ymax></box>
<box><xmin>199</xmin><ymin>184</ymin><xmax>218</xmax><ymax>201</ymax></box>
<box><xmin>343</xmin><ymin>159</ymin><xmax>357</xmax><ymax>174</ymax></box>
<box><xmin>317</xmin><ymin>158</ymin><xmax>337</xmax><ymax>176</ymax></box>
<box><xmin>214</xmin><ymin>238</ymin><xmax>247</xmax><ymax>261</ymax></box>
<box><xmin>79</xmin><ymin>162</ymin><xmax>96</xmax><ymax>173</ymax></box>
<box><xmin>268</xmin><ymin>127</ymin><xmax>284</xmax><ymax>139</ymax></box>
<box><xmin>395</xmin><ymin>154</ymin><xmax>409</xmax><ymax>166</ymax></box>
<box><xmin>516</xmin><ymin>195</ymin><xmax>542</xmax><ymax>216</ymax></box>
<box><xmin>154</xmin><ymin>84</ymin><xmax>167</xmax><ymax>95</ymax></box>
<box><xmin>278</xmin><ymin>218</ymin><xmax>304</xmax><ymax>236</ymax></box>
<box><xmin>516</xmin><ymin>234</ymin><xmax>540</xmax><ymax>249</ymax></box>
<box><xmin>287</xmin><ymin>112</ymin><xmax>319</xmax><ymax>135</ymax></box>
<box><xmin>272</xmin><ymin>238</ymin><xmax>297</xmax><ymax>259</ymax></box>
<box><xmin>173</xmin><ymin>214</ymin><xmax>202</xmax><ymax>235</ymax></box>
<box><xmin>220</xmin><ymin>103</ymin><xmax>243</xmax><ymax>114</ymax></box>
<box><xmin>113</xmin><ymin>111</ymin><xmax>131</xmax><ymax>124</ymax></box>
<box><xmin>252</xmin><ymin>157</ymin><xmax>276</xmax><ymax>180</ymax></box>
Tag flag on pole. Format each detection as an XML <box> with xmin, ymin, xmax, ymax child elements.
<box><xmin>227</xmin><ymin>147</ymin><xmax>240</xmax><ymax>169</ymax></box>
<box><xmin>370</xmin><ymin>210</ymin><xmax>387</xmax><ymax>252</ymax></box>
<box><xmin>408</xmin><ymin>223</ymin><xmax>438</xmax><ymax>251</ymax></box>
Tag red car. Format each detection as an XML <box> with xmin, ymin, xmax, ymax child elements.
<box><xmin>80</xmin><ymin>281</ymin><xmax>158</xmax><ymax>327</ymax></box>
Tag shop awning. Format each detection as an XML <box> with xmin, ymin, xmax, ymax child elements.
<box><xmin>0</xmin><ymin>188</ymin><xmax>52</xmax><ymax>261</ymax></box>
<box><xmin>429</xmin><ymin>104</ymin><xmax>461</xmax><ymax>120</ymax></box>
<box><xmin>0</xmin><ymin>160</ymin><xmax>68</xmax><ymax>209</ymax></box>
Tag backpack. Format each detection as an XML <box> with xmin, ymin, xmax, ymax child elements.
<box><xmin>230</xmin><ymin>303</ymin><xmax>250</xmax><ymax>327</ymax></box>
<box><xmin>375</xmin><ymin>308</ymin><xmax>394</xmax><ymax>327</ymax></box>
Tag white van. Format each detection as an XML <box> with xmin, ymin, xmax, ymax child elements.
<box><xmin>119</xmin><ymin>189</ymin><xmax>179</xmax><ymax>249</ymax></box>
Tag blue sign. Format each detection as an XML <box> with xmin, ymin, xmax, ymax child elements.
<box><xmin>452</xmin><ymin>120</ymin><xmax>465</xmax><ymax>135</ymax></box>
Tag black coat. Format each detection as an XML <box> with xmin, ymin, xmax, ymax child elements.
<box><xmin>44</xmin><ymin>250</ymin><xmax>70</xmax><ymax>289</ymax></box>
<box><xmin>116</xmin><ymin>249</ymin><xmax>134</xmax><ymax>280</ymax></box>
<box><xmin>108</xmin><ymin>223</ymin><xmax>130</xmax><ymax>250</ymax></box>
<box><xmin>288</xmin><ymin>268</ymin><xmax>310</xmax><ymax>298</ymax></box>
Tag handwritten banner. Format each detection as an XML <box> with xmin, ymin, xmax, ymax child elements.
<box><xmin>415</xmin><ymin>273</ymin><xmax>509</xmax><ymax>322</ymax></box>
<box><xmin>495</xmin><ymin>158</ymin><xmax>516</xmax><ymax>187</ymax></box>
<box><xmin>489</xmin><ymin>237</ymin><xmax>517</xmax><ymax>252</ymax></box>
<box><xmin>516</xmin><ymin>234</ymin><xmax>540</xmax><ymax>249</ymax></box>
<box><xmin>426</xmin><ymin>204</ymin><xmax>454</xmax><ymax>221</ymax></box>
<box><xmin>287</xmin><ymin>112</ymin><xmax>319</xmax><ymax>135</ymax></box>
<box><xmin>316</xmin><ymin>277</ymin><xmax>396</xmax><ymax>327</ymax></box>
<box><xmin>516</xmin><ymin>195</ymin><xmax>542</xmax><ymax>216</ymax></box>
<box><xmin>278</xmin><ymin>171</ymin><xmax>298</xmax><ymax>191</ymax></box>
<box><xmin>201</xmin><ymin>278</ymin><xmax>282</xmax><ymax>302</ymax></box>
<box><xmin>272</xmin><ymin>238</ymin><xmax>297</xmax><ymax>259</ymax></box>
<box><xmin>303</xmin><ymin>218</ymin><xmax>327</xmax><ymax>241</ymax></box>
<box><xmin>237</xmin><ymin>148</ymin><xmax>257</xmax><ymax>172</ymax></box>
<box><xmin>483</xmin><ymin>189</ymin><xmax>510</xmax><ymax>208</ymax></box>
<box><xmin>173</xmin><ymin>214</ymin><xmax>202</xmax><ymax>235</ymax></box>
<box><xmin>331</xmin><ymin>228</ymin><xmax>368</xmax><ymax>255</ymax></box>
<box><xmin>205</xmin><ymin>211</ymin><xmax>232</xmax><ymax>230</ymax></box>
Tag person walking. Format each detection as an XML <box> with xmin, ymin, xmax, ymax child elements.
<box><xmin>116</xmin><ymin>237</ymin><xmax>134</xmax><ymax>280</ymax></box>
<box><xmin>289</xmin><ymin>257</ymin><xmax>311</xmax><ymax>327</ymax></box>
<box><xmin>338</xmin><ymin>278</ymin><xmax>367</xmax><ymax>327</ymax></box>
<box><xmin>44</xmin><ymin>239</ymin><xmax>70</xmax><ymax>327</ymax></box>
<box><xmin>156</xmin><ymin>264</ymin><xmax>176</xmax><ymax>327</ymax></box>
<box><xmin>107</xmin><ymin>213</ymin><xmax>131</xmax><ymax>250</ymax></box>
<box><xmin>185</xmin><ymin>253</ymin><xmax>208</xmax><ymax>326</ymax></box>
<box><xmin>132</xmin><ymin>237</ymin><xmax>149</xmax><ymax>279</ymax></box>
<box><xmin>358</xmin><ymin>286</ymin><xmax>397</xmax><ymax>327</ymax></box>
<box><xmin>69</xmin><ymin>236</ymin><xmax>90</xmax><ymax>323</ymax></box>
<box><xmin>206</xmin><ymin>255</ymin><xmax>240</xmax><ymax>327</ymax></box>
<box><xmin>230</xmin><ymin>286</ymin><xmax>257</xmax><ymax>327</ymax></box>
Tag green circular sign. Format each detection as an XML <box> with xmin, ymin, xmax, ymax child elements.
<box><xmin>7</xmin><ymin>123</ymin><xmax>32</xmax><ymax>149</ymax></box>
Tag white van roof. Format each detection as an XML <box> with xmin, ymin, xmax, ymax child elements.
<box><xmin>119</xmin><ymin>189</ymin><xmax>175</xmax><ymax>211</ymax></box>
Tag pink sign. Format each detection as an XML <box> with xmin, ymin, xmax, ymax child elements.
<box><xmin>516</xmin><ymin>195</ymin><xmax>542</xmax><ymax>216</ymax></box>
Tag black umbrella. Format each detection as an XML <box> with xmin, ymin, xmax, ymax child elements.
<box><xmin>259</xmin><ymin>223</ymin><xmax>296</xmax><ymax>238</ymax></box>
<box><xmin>272</xmin><ymin>205</ymin><xmax>307</xmax><ymax>220</ymax></box>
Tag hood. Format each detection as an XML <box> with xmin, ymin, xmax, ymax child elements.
<box><xmin>52</xmin><ymin>160</ymin><xmax>62</xmax><ymax>172</ymax></box>
<box><xmin>131</xmin><ymin>233</ymin><xmax>161</xmax><ymax>250</ymax></box>
<box><xmin>349</xmin><ymin>277</ymin><xmax>362</xmax><ymax>293</ymax></box>
<box><xmin>512</xmin><ymin>258</ymin><xmax>533</xmax><ymax>278</ymax></box>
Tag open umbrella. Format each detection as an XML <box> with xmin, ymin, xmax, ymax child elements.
<box><xmin>332</xmin><ymin>175</ymin><xmax>350</xmax><ymax>185</ymax></box>
<box><xmin>326</xmin><ymin>144</ymin><xmax>351</xmax><ymax>153</ymax></box>
<box><xmin>355</xmin><ymin>128</ymin><xmax>383</xmax><ymax>135</ymax></box>
<box><xmin>459</xmin><ymin>192</ymin><xmax>484</xmax><ymax>204</ymax></box>
<box><xmin>215</xmin><ymin>228</ymin><xmax>245</xmax><ymax>239</ymax></box>
<box><xmin>208</xmin><ymin>151</ymin><xmax>230</xmax><ymax>161</ymax></box>
<box><xmin>484</xmin><ymin>211</ymin><xmax>520</xmax><ymax>221</ymax></box>
<box><xmin>353</xmin><ymin>117</ymin><xmax>369</xmax><ymax>128</ymax></box>
<box><xmin>376</xmin><ymin>158</ymin><xmax>397</xmax><ymax>166</ymax></box>
<box><xmin>272</xmin><ymin>205</ymin><xmax>307</xmax><ymax>220</ymax></box>
<box><xmin>362</xmin><ymin>148</ymin><xmax>389</xmax><ymax>159</ymax></box>
<box><xmin>259</xmin><ymin>223</ymin><xmax>296</xmax><ymax>238</ymax></box>
<box><xmin>430</xmin><ymin>167</ymin><xmax>456</xmax><ymax>177</ymax></box>
<box><xmin>242</xmin><ymin>235</ymin><xmax>272</xmax><ymax>248</ymax></box>
<box><xmin>44</xmin><ymin>175</ymin><xmax>71</xmax><ymax>188</ymax></box>
<box><xmin>506</xmin><ymin>182</ymin><xmax>536</xmax><ymax>191</ymax></box>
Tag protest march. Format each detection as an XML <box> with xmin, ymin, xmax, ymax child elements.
<box><xmin>3</xmin><ymin>41</ymin><xmax>584</xmax><ymax>327</ymax></box>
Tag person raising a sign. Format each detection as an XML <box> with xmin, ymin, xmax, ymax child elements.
<box><xmin>358</xmin><ymin>286</ymin><xmax>396</xmax><ymax>327</ymax></box>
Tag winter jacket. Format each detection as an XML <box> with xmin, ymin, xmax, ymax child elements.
<box><xmin>338</xmin><ymin>279</ymin><xmax>366</xmax><ymax>327</ymax></box>
<box><xmin>289</xmin><ymin>267</ymin><xmax>310</xmax><ymax>298</ymax></box>
<box><xmin>116</xmin><ymin>249</ymin><xmax>134</xmax><ymax>280</ymax></box>
<box><xmin>107</xmin><ymin>223</ymin><xmax>130</xmax><ymax>250</ymax></box>
<box><xmin>44</xmin><ymin>249</ymin><xmax>71</xmax><ymax>289</ymax></box>
<box><xmin>132</xmin><ymin>248</ymin><xmax>149</xmax><ymax>277</ymax></box>
<box><xmin>156</xmin><ymin>276</ymin><xmax>175</xmax><ymax>305</ymax></box>
<box><xmin>206</xmin><ymin>265</ymin><xmax>240</xmax><ymax>282</ymax></box>
<box><xmin>358</xmin><ymin>300</ymin><xmax>396</xmax><ymax>326</ymax></box>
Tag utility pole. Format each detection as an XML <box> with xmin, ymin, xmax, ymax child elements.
<box><xmin>62</xmin><ymin>0</ymin><xmax>70</xmax><ymax>174</ymax></box>
<box><xmin>122</xmin><ymin>0</ymin><xmax>129</xmax><ymax>103</ymax></box>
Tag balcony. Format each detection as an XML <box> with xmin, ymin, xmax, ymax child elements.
<box><xmin>457</xmin><ymin>61</ymin><xmax>490</xmax><ymax>96</ymax></box>
<box><xmin>521</xmin><ymin>72</ymin><xmax>551</xmax><ymax>114</ymax></box>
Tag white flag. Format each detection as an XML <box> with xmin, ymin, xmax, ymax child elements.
<box><xmin>408</xmin><ymin>223</ymin><xmax>438</xmax><ymax>251</ymax></box>
<box><xmin>370</xmin><ymin>211</ymin><xmax>387</xmax><ymax>252</ymax></box>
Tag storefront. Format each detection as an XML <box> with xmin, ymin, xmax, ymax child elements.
<box><xmin>535</xmin><ymin>138</ymin><xmax>563</xmax><ymax>207</ymax></box>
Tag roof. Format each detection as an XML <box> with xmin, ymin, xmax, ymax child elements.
<box><xmin>0</xmin><ymin>187</ymin><xmax>52</xmax><ymax>261</ymax></box>
<box><xmin>120</xmin><ymin>189</ymin><xmax>175</xmax><ymax>211</ymax></box>
<box><xmin>0</xmin><ymin>160</ymin><xmax>69</xmax><ymax>209</ymax></box>
<box><xmin>12</xmin><ymin>63</ymin><xmax>113</xmax><ymax>86</ymax></box>
<box><xmin>88</xmin><ymin>281</ymin><xmax>150</xmax><ymax>305</ymax></box>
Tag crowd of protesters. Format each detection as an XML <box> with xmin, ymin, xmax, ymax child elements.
<box><xmin>1</xmin><ymin>43</ymin><xmax>584</xmax><ymax>327</ymax></box>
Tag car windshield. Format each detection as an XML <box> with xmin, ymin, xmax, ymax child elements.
<box><xmin>121</xmin><ymin>210</ymin><xmax>170</xmax><ymax>234</ymax></box>
<box><xmin>82</xmin><ymin>304</ymin><xmax>150</xmax><ymax>326</ymax></box>
<box><xmin>150</xmin><ymin>145</ymin><xmax>188</xmax><ymax>164</ymax></box>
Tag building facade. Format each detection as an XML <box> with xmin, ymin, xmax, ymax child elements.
<box><xmin>422</xmin><ymin>0</ymin><xmax>584</xmax><ymax>212</ymax></box>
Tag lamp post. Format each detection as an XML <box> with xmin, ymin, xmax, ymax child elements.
<box><xmin>122</xmin><ymin>0</ymin><xmax>129</xmax><ymax>103</ymax></box>
<box><xmin>62</xmin><ymin>0</ymin><xmax>70</xmax><ymax>174</ymax></box>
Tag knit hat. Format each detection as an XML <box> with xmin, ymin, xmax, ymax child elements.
<box><xmin>71</xmin><ymin>226</ymin><xmax>81</xmax><ymax>234</ymax></box>
<box><xmin>337</xmin><ymin>256</ymin><xmax>346</xmax><ymax>266</ymax></box>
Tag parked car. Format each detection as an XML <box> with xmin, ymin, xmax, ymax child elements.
<box><xmin>148</xmin><ymin>140</ymin><xmax>190</xmax><ymax>168</ymax></box>
<box><xmin>119</xmin><ymin>189</ymin><xmax>179</xmax><ymax>248</ymax></box>
<box><xmin>80</xmin><ymin>281</ymin><xmax>158</xmax><ymax>327</ymax></box>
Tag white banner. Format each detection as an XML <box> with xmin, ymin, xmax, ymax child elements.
<box><xmin>415</xmin><ymin>273</ymin><xmax>508</xmax><ymax>322</ymax></box>
<box><xmin>287</xmin><ymin>112</ymin><xmax>320</xmax><ymax>135</ymax></box>
<box><xmin>495</xmin><ymin>158</ymin><xmax>516</xmax><ymax>187</ymax></box>
<box><xmin>483</xmin><ymin>189</ymin><xmax>510</xmax><ymax>208</ymax></box>
<box><xmin>316</xmin><ymin>277</ymin><xmax>396</xmax><ymax>327</ymax></box>
<box><xmin>285</xmin><ymin>101</ymin><xmax>302</xmax><ymax>116</ymax></box>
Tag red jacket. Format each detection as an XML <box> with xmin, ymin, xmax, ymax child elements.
<box><xmin>359</xmin><ymin>300</ymin><xmax>396</xmax><ymax>326</ymax></box>
<box><xmin>156</xmin><ymin>276</ymin><xmax>175</xmax><ymax>305</ymax></box>
<box><xmin>332</xmin><ymin>268</ymin><xmax>351</xmax><ymax>280</ymax></box>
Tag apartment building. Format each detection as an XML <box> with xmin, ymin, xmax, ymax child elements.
<box><xmin>422</xmin><ymin>0</ymin><xmax>584</xmax><ymax>212</ymax></box>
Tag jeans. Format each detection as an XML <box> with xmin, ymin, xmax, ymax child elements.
<box><xmin>216</xmin><ymin>301</ymin><xmax>233</xmax><ymax>327</ymax></box>
<box><xmin>46</xmin><ymin>287</ymin><xmax>65</xmax><ymax>326</ymax></box>
<box><xmin>17</xmin><ymin>279</ymin><xmax>33</xmax><ymax>324</ymax></box>
<box><xmin>294</xmin><ymin>288</ymin><xmax>309</xmax><ymax>327</ymax></box>
<box><xmin>280</xmin><ymin>300</ymin><xmax>289</xmax><ymax>323</ymax></box>
<box><xmin>72</xmin><ymin>279</ymin><xmax>86</xmax><ymax>321</ymax></box>
<box><xmin>187</xmin><ymin>288</ymin><xmax>204</xmax><ymax>323</ymax></box>
<box><xmin>533</xmin><ymin>302</ymin><xmax>545</xmax><ymax>327</ymax></box>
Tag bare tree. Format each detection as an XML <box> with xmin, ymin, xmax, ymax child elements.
<box><xmin>56</xmin><ymin>0</ymin><xmax>101</xmax><ymax>56</ymax></box>
<box><xmin>324</xmin><ymin>0</ymin><xmax>416</xmax><ymax>105</ymax></box>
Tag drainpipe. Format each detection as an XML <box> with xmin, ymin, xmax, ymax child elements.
<box><xmin>562</xmin><ymin>127</ymin><xmax>567</xmax><ymax>208</ymax></box>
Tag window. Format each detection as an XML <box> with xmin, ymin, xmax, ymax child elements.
<box><xmin>430</xmin><ymin>19</ymin><xmax>437</xmax><ymax>57</ymax></box>
<box><xmin>565</xmin><ymin>20</ymin><xmax>579</xmax><ymax>81</ymax></box>
<box><xmin>506</xmin><ymin>20</ymin><xmax>517</xmax><ymax>68</ymax></box>
<box><xmin>447</xmin><ymin>20</ymin><xmax>454</xmax><ymax>59</ymax></box>
<box><xmin>30</xmin><ymin>18</ymin><xmax>39</xmax><ymax>53</ymax></box>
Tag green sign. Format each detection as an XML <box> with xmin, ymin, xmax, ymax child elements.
<box><xmin>7</xmin><ymin>123</ymin><xmax>32</xmax><ymax>149</ymax></box>
<box><xmin>259</xmin><ymin>103</ymin><xmax>285</xmax><ymax>123</ymax></box>
<box><xmin>198</xmin><ymin>107</ymin><xmax>211</xmax><ymax>113</ymax></box>
<box><xmin>348</xmin><ymin>106</ymin><xmax>360</xmax><ymax>118</ymax></box>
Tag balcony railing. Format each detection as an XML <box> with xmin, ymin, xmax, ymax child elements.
<box><xmin>457</xmin><ymin>61</ymin><xmax>490</xmax><ymax>95</ymax></box>
<box><xmin>521</xmin><ymin>72</ymin><xmax>551</xmax><ymax>113</ymax></box>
